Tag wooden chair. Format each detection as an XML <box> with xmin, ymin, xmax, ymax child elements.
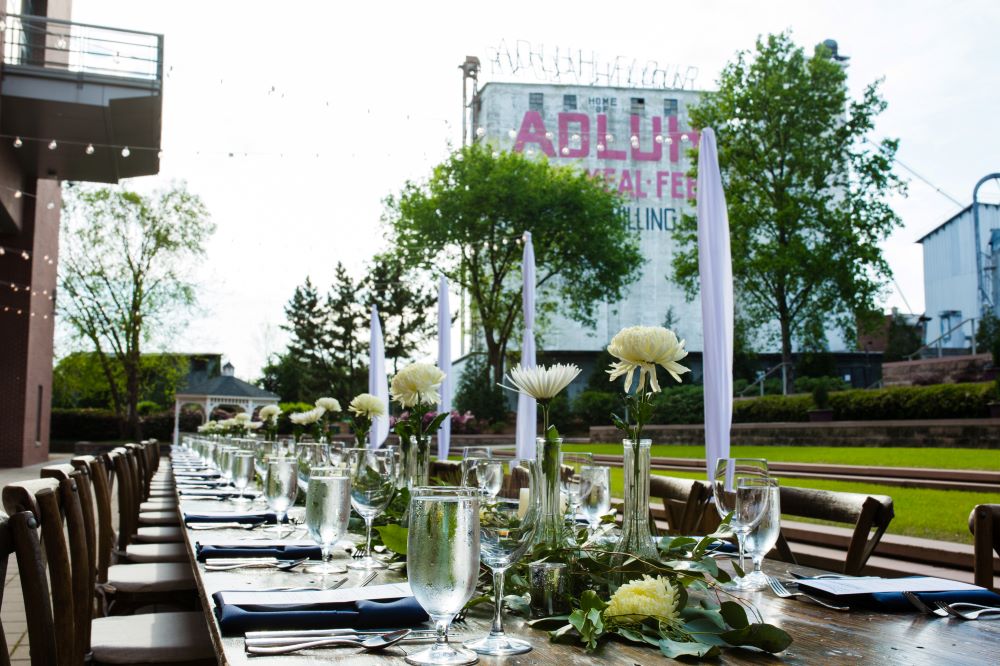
<box><xmin>648</xmin><ymin>476</ymin><xmax>713</xmax><ymax>535</ymax></box>
<box><xmin>430</xmin><ymin>459</ymin><xmax>463</xmax><ymax>485</ymax></box>
<box><xmin>2</xmin><ymin>474</ymin><xmax>213</xmax><ymax>664</ymax></box>
<box><xmin>4</xmin><ymin>510</ymin><xmax>61</xmax><ymax>665</ymax></box>
<box><xmin>969</xmin><ymin>504</ymin><xmax>1000</xmax><ymax>590</ymax></box>
<box><xmin>774</xmin><ymin>486</ymin><xmax>895</xmax><ymax>576</ymax></box>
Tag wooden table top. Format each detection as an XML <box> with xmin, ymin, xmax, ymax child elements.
<box><xmin>174</xmin><ymin>486</ymin><xmax>1000</xmax><ymax>665</ymax></box>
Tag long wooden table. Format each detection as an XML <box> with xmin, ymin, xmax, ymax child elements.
<box><xmin>174</xmin><ymin>486</ymin><xmax>999</xmax><ymax>664</ymax></box>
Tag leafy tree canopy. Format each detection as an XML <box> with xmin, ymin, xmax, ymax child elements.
<box><xmin>384</xmin><ymin>143</ymin><xmax>643</xmax><ymax>384</ymax></box>
<box><xmin>673</xmin><ymin>32</ymin><xmax>905</xmax><ymax>390</ymax></box>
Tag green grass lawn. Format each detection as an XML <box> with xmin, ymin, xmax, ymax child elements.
<box><xmin>563</xmin><ymin>443</ymin><xmax>999</xmax><ymax>471</ymax></box>
<box><xmin>610</xmin><ymin>468</ymin><xmax>995</xmax><ymax>545</ymax></box>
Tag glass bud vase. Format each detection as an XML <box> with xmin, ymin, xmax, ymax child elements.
<box><xmin>407</xmin><ymin>433</ymin><xmax>431</xmax><ymax>488</ymax></box>
<box><xmin>614</xmin><ymin>438</ymin><xmax>657</xmax><ymax>562</ymax></box>
<box><xmin>532</xmin><ymin>436</ymin><xmax>575</xmax><ymax>552</ymax></box>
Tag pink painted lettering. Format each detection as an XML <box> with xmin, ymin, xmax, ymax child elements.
<box><xmin>558</xmin><ymin>113</ymin><xmax>590</xmax><ymax>158</ymax></box>
<box><xmin>514</xmin><ymin>111</ymin><xmax>555</xmax><ymax>157</ymax></box>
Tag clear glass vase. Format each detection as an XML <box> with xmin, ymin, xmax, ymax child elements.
<box><xmin>614</xmin><ymin>438</ymin><xmax>657</xmax><ymax>562</ymax></box>
<box><xmin>532</xmin><ymin>436</ymin><xmax>574</xmax><ymax>552</ymax></box>
<box><xmin>407</xmin><ymin>433</ymin><xmax>431</xmax><ymax>488</ymax></box>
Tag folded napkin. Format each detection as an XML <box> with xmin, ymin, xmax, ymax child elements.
<box><xmin>178</xmin><ymin>488</ymin><xmax>259</xmax><ymax>498</ymax></box>
<box><xmin>212</xmin><ymin>591</ymin><xmax>428</xmax><ymax>634</ymax></box>
<box><xmin>175</xmin><ymin>472</ymin><xmax>221</xmax><ymax>479</ymax></box>
<box><xmin>796</xmin><ymin>576</ymin><xmax>1000</xmax><ymax>612</ymax></box>
<box><xmin>183</xmin><ymin>511</ymin><xmax>283</xmax><ymax>525</ymax></box>
<box><xmin>196</xmin><ymin>541</ymin><xmax>321</xmax><ymax>562</ymax></box>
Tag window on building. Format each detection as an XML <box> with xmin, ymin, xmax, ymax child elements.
<box><xmin>563</xmin><ymin>94</ymin><xmax>577</xmax><ymax>111</ymax></box>
<box><xmin>529</xmin><ymin>93</ymin><xmax>544</xmax><ymax>112</ymax></box>
<box><xmin>630</xmin><ymin>97</ymin><xmax>646</xmax><ymax>115</ymax></box>
<box><xmin>663</xmin><ymin>98</ymin><xmax>679</xmax><ymax>116</ymax></box>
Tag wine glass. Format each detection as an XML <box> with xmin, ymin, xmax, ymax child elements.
<box><xmin>465</xmin><ymin>461</ymin><xmax>538</xmax><ymax>656</ymax></box>
<box><xmin>713</xmin><ymin>458</ymin><xmax>770</xmax><ymax>590</ymax></box>
<box><xmin>473</xmin><ymin>459</ymin><xmax>504</xmax><ymax>498</ymax></box>
<box><xmin>743</xmin><ymin>478</ymin><xmax>781</xmax><ymax>589</ymax></box>
<box><xmin>297</xmin><ymin>442</ymin><xmax>330</xmax><ymax>488</ymax></box>
<box><xmin>578</xmin><ymin>464</ymin><xmax>611</xmax><ymax>538</ymax></box>
<box><xmin>559</xmin><ymin>451</ymin><xmax>593</xmax><ymax>520</ymax></box>
<box><xmin>229</xmin><ymin>452</ymin><xmax>255</xmax><ymax>504</ymax></box>
<box><xmin>347</xmin><ymin>448</ymin><xmax>396</xmax><ymax>570</ymax></box>
<box><xmin>305</xmin><ymin>467</ymin><xmax>351</xmax><ymax>577</ymax></box>
<box><xmin>265</xmin><ymin>457</ymin><xmax>298</xmax><ymax>538</ymax></box>
<box><xmin>407</xmin><ymin>487</ymin><xmax>480</xmax><ymax>666</ymax></box>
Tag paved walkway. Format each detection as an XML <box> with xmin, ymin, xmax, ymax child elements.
<box><xmin>1</xmin><ymin>453</ymin><xmax>72</xmax><ymax>662</ymax></box>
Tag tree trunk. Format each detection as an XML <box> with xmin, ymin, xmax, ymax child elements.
<box><xmin>779</xmin><ymin>312</ymin><xmax>794</xmax><ymax>396</ymax></box>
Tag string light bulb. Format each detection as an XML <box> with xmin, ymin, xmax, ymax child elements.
<box><xmin>13</xmin><ymin>137</ymin><xmax>22</xmax><ymax>148</ymax></box>
<box><xmin>507</xmin><ymin>129</ymin><xmax>516</xmax><ymax>139</ymax></box>
<box><xmin>561</xmin><ymin>146</ymin><xmax>570</xmax><ymax>155</ymax></box>
<box><xmin>85</xmin><ymin>144</ymin><xmax>95</xmax><ymax>155</ymax></box>
<box><xmin>20</xmin><ymin>251</ymin><xmax>29</xmax><ymax>260</ymax></box>
<box><xmin>46</xmin><ymin>202</ymin><xmax>55</xmax><ymax>210</ymax></box>
<box><xmin>0</xmin><ymin>248</ymin><xmax>4</xmax><ymax>255</ymax></box>
<box><xmin>48</xmin><ymin>140</ymin><xmax>57</xmax><ymax>150</ymax></box>
<box><xmin>13</xmin><ymin>190</ymin><xmax>21</xmax><ymax>198</ymax></box>
<box><xmin>475</xmin><ymin>127</ymin><xmax>485</xmax><ymax>137</ymax></box>
<box><xmin>121</xmin><ymin>146</ymin><xmax>130</xmax><ymax>157</ymax></box>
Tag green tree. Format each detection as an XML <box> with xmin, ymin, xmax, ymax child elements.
<box><xmin>385</xmin><ymin>143</ymin><xmax>643</xmax><ymax>385</ymax></box>
<box><xmin>362</xmin><ymin>253</ymin><xmax>436</xmax><ymax>374</ymax></box>
<box><xmin>673</xmin><ymin>32</ymin><xmax>905</xmax><ymax>393</ymax></box>
<box><xmin>883</xmin><ymin>314</ymin><xmax>923</xmax><ymax>362</ymax></box>
<box><xmin>327</xmin><ymin>262</ymin><xmax>368</xmax><ymax>397</ymax></box>
<box><xmin>454</xmin><ymin>354</ymin><xmax>509</xmax><ymax>424</ymax></box>
<box><xmin>54</xmin><ymin>352</ymin><xmax>188</xmax><ymax>410</ymax></box>
<box><xmin>59</xmin><ymin>182</ymin><xmax>214</xmax><ymax>438</ymax></box>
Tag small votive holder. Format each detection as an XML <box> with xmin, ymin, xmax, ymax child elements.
<box><xmin>529</xmin><ymin>562</ymin><xmax>569</xmax><ymax>617</ymax></box>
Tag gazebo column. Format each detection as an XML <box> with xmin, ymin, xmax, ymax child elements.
<box><xmin>173</xmin><ymin>400</ymin><xmax>181</xmax><ymax>447</ymax></box>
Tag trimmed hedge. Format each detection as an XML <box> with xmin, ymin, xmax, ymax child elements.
<box><xmin>570</xmin><ymin>382</ymin><xmax>998</xmax><ymax>427</ymax></box>
<box><xmin>51</xmin><ymin>408</ymin><xmax>203</xmax><ymax>441</ymax></box>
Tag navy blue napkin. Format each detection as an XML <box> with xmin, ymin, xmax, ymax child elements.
<box><xmin>796</xmin><ymin>578</ymin><xmax>1000</xmax><ymax>612</ymax></box>
<box><xmin>212</xmin><ymin>592</ymin><xmax>428</xmax><ymax>634</ymax></box>
<box><xmin>178</xmin><ymin>488</ymin><xmax>257</xmax><ymax>498</ymax></box>
<box><xmin>183</xmin><ymin>511</ymin><xmax>283</xmax><ymax>525</ymax></box>
<box><xmin>175</xmin><ymin>471</ymin><xmax>221</xmax><ymax>479</ymax></box>
<box><xmin>196</xmin><ymin>542</ymin><xmax>322</xmax><ymax>561</ymax></box>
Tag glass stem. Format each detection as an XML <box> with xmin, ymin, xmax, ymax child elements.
<box><xmin>490</xmin><ymin>567</ymin><xmax>507</xmax><ymax>636</ymax></box>
<box><xmin>752</xmin><ymin>554</ymin><xmax>764</xmax><ymax>576</ymax></box>
<box><xmin>736</xmin><ymin>530</ymin><xmax>747</xmax><ymax>576</ymax></box>
<box><xmin>364</xmin><ymin>516</ymin><xmax>375</xmax><ymax>557</ymax></box>
<box><xmin>434</xmin><ymin>616</ymin><xmax>450</xmax><ymax>648</ymax></box>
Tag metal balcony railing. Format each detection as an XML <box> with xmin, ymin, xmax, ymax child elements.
<box><xmin>1</xmin><ymin>13</ymin><xmax>162</xmax><ymax>83</ymax></box>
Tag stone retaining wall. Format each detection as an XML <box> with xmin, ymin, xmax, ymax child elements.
<box><xmin>589</xmin><ymin>419</ymin><xmax>1000</xmax><ymax>449</ymax></box>
<box><xmin>882</xmin><ymin>354</ymin><xmax>993</xmax><ymax>386</ymax></box>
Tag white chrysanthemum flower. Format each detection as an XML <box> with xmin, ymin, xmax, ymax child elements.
<box><xmin>259</xmin><ymin>405</ymin><xmax>281</xmax><ymax>422</ymax></box>
<box><xmin>315</xmin><ymin>397</ymin><xmax>341</xmax><ymax>412</ymax></box>
<box><xmin>219</xmin><ymin>418</ymin><xmax>237</xmax><ymax>429</ymax></box>
<box><xmin>504</xmin><ymin>363</ymin><xmax>581</xmax><ymax>402</ymax></box>
<box><xmin>349</xmin><ymin>393</ymin><xmax>387</xmax><ymax>418</ymax></box>
<box><xmin>607</xmin><ymin>325</ymin><xmax>690</xmax><ymax>393</ymax></box>
<box><xmin>234</xmin><ymin>413</ymin><xmax>251</xmax><ymax>424</ymax></box>
<box><xmin>604</xmin><ymin>575</ymin><xmax>679</xmax><ymax>625</ymax></box>
<box><xmin>390</xmin><ymin>363</ymin><xmax>446</xmax><ymax>408</ymax></box>
<box><xmin>247</xmin><ymin>421</ymin><xmax>263</xmax><ymax>430</ymax></box>
<box><xmin>289</xmin><ymin>407</ymin><xmax>325</xmax><ymax>425</ymax></box>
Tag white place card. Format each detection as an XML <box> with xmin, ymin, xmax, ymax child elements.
<box><xmin>217</xmin><ymin>582</ymin><xmax>413</xmax><ymax>607</ymax></box>
<box><xmin>798</xmin><ymin>576</ymin><xmax>984</xmax><ymax>596</ymax></box>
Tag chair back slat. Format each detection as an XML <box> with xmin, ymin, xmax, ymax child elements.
<box><xmin>776</xmin><ymin>485</ymin><xmax>894</xmax><ymax>575</ymax></box>
<box><xmin>110</xmin><ymin>450</ymin><xmax>137</xmax><ymax>549</ymax></box>
<box><xmin>970</xmin><ymin>504</ymin><xmax>1000</xmax><ymax>590</ymax></box>
<box><xmin>35</xmin><ymin>487</ymin><xmax>77</xmax><ymax>665</ymax></box>
<box><xmin>9</xmin><ymin>511</ymin><xmax>58</xmax><ymax>666</ymax></box>
<box><xmin>89</xmin><ymin>456</ymin><xmax>116</xmax><ymax>582</ymax></box>
<box><xmin>59</xmin><ymin>475</ymin><xmax>93</xmax><ymax>662</ymax></box>
<box><xmin>0</xmin><ymin>514</ymin><xmax>13</xmax><ymax>666</ymax></box>
<box><xmin>649</xmin><ymin>476</ymin><xmax>712</xmax><ymax>535</ymax></box>
<box><xmin>69</xmin><ymin>458</ymin><xmax>99</xmax><ymax>584</ymax></box>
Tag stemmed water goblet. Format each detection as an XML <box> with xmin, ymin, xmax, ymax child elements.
<box><xmin>407</xmin><ymin>486</ymin><xmax>481</xmax><ymax>666</ymax></box>
<box><xmin>578</xmin><ymin>464</ymin><xmax>611</xmax><ymax>539</ymax></box>
<box><xmin>743</xmin><ymin>477</ymin><xmax>781</xmax><ymax>588</ymax></box>
<box><xmin>713</xmin><ymin>458</ymin><xmax>770</xmax><ymax>590</ymax></box>
<box><xmin>465</xmin><ymin>460</ymin><xmax>538</xmax><ymax>656</ymax></box>
<box><xmin>559</xmin><ymin>451</ymin><xmax>593</xmax><ymax>520</ymax></box>
<box><xmin>472</xmin><ymin>459</ymin><xmax>504</xmax><ymax>498</ymax></box>
<box><xmin>229</xmin><ymin>451</ymin><xmax>255</xmax><ymax>504</ymax></box>
<box><xmin>347</xmin><ymin>448</ymin><xmax>396</xmax><ymax>570</ymax></box>
<box><xmin>305</xmin><ymin>466</ymin><xmax>351</xmax><ymax>578</ymax></box>
<box><xmin>265</xmin><ymin>457</ymin><xmax>298</xmax><ymax>538</ymax></box>
<box><xmin>296</xmin><ymin>442</ymin><xmax>330</xmax><ymax>488</ymax></box>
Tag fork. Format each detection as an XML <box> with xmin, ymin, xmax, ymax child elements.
<box><xmin>934</xmin><ymin>602</ymin><xmax>1000</xmax><ymax>620</ymax></box>
<box><xmin>358</xmin><ymin>571</ymin><xmax>379</xmax><ymax>587</ymax></box>
<box><xmin>767</xmin><ymin>576</ymin><xmax>850</xmax><ymax>611</ymax></box>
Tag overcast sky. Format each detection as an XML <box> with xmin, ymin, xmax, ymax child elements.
<box><xmin>63</xmin><ymin>0</ymin><xmax>1000</xmax><ymax>380</ymax></box>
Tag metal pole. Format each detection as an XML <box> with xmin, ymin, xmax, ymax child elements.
<box><xmin>972</xmin><ymin>173</ymin><xmax>1000</xmax><ymax>316</ymax></box>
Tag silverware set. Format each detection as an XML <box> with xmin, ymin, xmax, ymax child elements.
<box><xmin>904</xmin><ymin>591</ymin><xmax>1000</xmax><ymax>620</ymax></box>
<box><xmin>766</xmin><ymin>575</ymin><xmax>850</xmax><ymax>611</ymax></box>
<box><xmin>245</xmin><ymin>628</ymin><xmax>417</xmax><ymax>655</ymax></box>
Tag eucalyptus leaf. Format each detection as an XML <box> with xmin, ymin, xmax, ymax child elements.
<box><xmin>719</xmin><ymin>600</ymin><xmax>750</xmax><ymax>630</ymax></box>
<box><xmin>658</xmin><ymin>638</ymin><xmax>721</xmax><ymax>659</ymax></box>
<box><xmin>720</xmin><ymin>623</ymin><xmax>793</xmax><ymax>653</ymax></box>
<box><xmin>527</xmin><ymin>616</ymin><xmax>570</xmax><ymax>631</ymax></box>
